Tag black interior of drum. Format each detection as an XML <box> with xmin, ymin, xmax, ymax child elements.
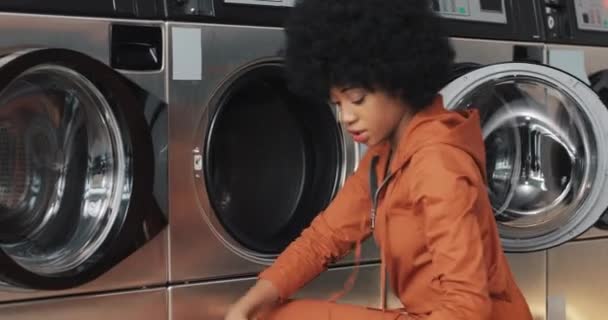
<box><xmin>205</xmin><ymin>65</ymin><xmax>341</xmax><ymax>254</ymax></box>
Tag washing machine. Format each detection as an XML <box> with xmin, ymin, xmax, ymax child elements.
<box><xmin>166</xmin><ymin>0</ymin><xmax>382</xmax><ymax>318</ymax></box>
<box><xmin>536</xmin><ymin>1</ymin><xmax>608</xmax><ymax>319</ymax></box>
<box><xmin>0</xmin><ymin>2</ymin><xmax>169</xmax><ymax>319</ymax></box>
<box><xmin>391</xmin><ymin>1</ymin><xmax>608</xmax><ymax>320</ymax></box>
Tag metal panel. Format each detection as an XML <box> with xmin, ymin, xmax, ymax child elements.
<box><xmin>506</xmin><ymin>252</ymin><xmax>547</xmax><ymax>320</ymax></box>
<box><xmin>0</xmin><ymin>12</ymin><xmax>169</xmax><ymax>301</ymax></box>
<box><xmin>169</xmin><ymin>264</ymin><xmax>382</xmax><ymax>320</ymax></box>
<box><xmin>0</xmin><ymin>12</ymin><xmax>167</xmax><ymax>99</ymax></box>
<box><xmin>168</xmin><ymin>23</ymin><xmax>292</xmax><ymax>282</ymax></box>
<box><xmin>450</xmin><ymin>37</ymin><xmax>544</xmax><ymax>65</ymax></box>
<box><xmin>168</xmin><ymin>22</ymin><xmax>378</xmax><ymax>284</ymax></box>
<box><xmin>548</xmin><ymin>239</ymin><xmax>608</xmax><ymax>320</ymax></box>
<box><xmin>0</xmin><ymin>230</ymin><xmax>168</xmax><ymax>302</ymax></box>
<box><xmin>0</xmin><ymin>288</ymin><xmax>168</xmax><ymax>320</ymax></box>
<box><xmin>546</xmin><ymin>44</ymin><xmax>608</xmax><ymax>78</ymax></box>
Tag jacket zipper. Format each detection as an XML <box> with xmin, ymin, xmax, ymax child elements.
<box><xmin>370</xmin><ymin>156</ymin><xmax>396</xmax><ymax>231</ymax></box>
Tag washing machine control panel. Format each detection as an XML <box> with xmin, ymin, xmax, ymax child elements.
<box><xmin>432</xmin><ymin>0</ymin><xmax>507</xmax><ymax>24</ymax></box>
<box><xmin>542</xmin><ymin>0</ymin><xmax>608</xmax><ymax>45</ymax></box>
<box><xmin>574</xmin><ymin>0</ymin><xmax>608</xmax><ymax>32</ymax></box>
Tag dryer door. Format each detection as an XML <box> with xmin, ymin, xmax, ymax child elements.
<box><xmin>440</xmin><ymin>62</ymin><xmax>608</xmax><ymax>252</ymax></box>
<box><xmin>196</xmin><ymin>61</ymin><xmax>357</xmax><ymax>262</ymax></box>
<box><xmin>0</xmin><ymin>49</ymin><xmax>166</xmax><ymax>290</ymax></box>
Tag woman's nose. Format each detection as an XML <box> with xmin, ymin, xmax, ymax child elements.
<box><xmin>339</xmin><ymin>104</ymin><xmax>357</xmax><ymax>125</ymax></box>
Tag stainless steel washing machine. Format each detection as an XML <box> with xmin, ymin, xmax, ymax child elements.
<box><xmin>0</xmin><ymin>2</ymin><xmax>169</xmax><ymax>318</ymax></box>
<box><xmin>167</xmin><ymin>0</ymin><xmax>379</xmax><ymax>318</ymax></box>
<box><xmin>400</xmin><ymin>2</ymin><xmax>608</xmax><ymax>320</ymax></box>
<box><xmin>536</xmin><ymin>1</ymin><xmax>608</xmax><ymax>319</ymax></box>
<box><xmin>439</xmin><ymin>41</ymin><xmax>608</xmax><ymax>319</ymax></box>
<box><xmin>168</xmin><ymin>0</ymin><xmax>377</xmax><ymax>281</ymax></box>
<box><xmin>168</xmin><ymin>1</ymin><xmax>608</xmax><ymax>319</ymax></box>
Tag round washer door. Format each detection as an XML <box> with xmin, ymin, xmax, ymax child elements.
<box><xmin>0</xmin><ymin>49</ymin><xmax>166</xmax><ymax>290</ymax></box>
<box><xmin>194</xmin><ymin>62</ymin><xmax>358</xmax><ymax>263</ymax></box>
<box><xmin>440</xmin><ymin>62</ymin><xmax>608</xmax><ymax>252</ymax></box>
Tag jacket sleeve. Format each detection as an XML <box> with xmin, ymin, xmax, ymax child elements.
<box><xmin>258</xmin><ymin>154</ymin><xmax>373</xmax><ymax>300</ymax></box>
<box><xmin>409</xmin><ymin>145</ymin><xmax>492</xmax><ymax>320</ymax></box>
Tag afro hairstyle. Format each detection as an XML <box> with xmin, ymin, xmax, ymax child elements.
<box><xmin>284</xmin><ymin>0</ymin><xmax>455</xmax><ymax>111</ymax></box>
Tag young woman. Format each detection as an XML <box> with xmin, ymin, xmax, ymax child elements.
<box><xmin>225</xmin><ymin>0</ymin><xmax>533</xmax><ymax>319</ymax></box>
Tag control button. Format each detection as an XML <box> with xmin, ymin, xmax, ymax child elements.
<box><xmin>548</xmin><ymin>15</ymin><xmax>556</xmax><ymax>29</ymax></box>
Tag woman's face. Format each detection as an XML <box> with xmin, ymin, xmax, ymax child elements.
<box><xmin>329</xmin><ymin>87</ymin><xmax>410</xmax><ymax>146</ymax></box>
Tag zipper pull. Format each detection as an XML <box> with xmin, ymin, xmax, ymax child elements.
<box><xmin>369</xmin><ymin>156</ymin><xmax>380</xmax><ymax>232</ymax></box>
<box><xmin>370</xmin><ymin>208</ymin><xmax>377</xmax><ymax>230</ymax></box>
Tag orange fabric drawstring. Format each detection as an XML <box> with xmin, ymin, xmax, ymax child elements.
<box><xmin>327</xmin><ymin>238</ymin><xmax>363</xmax><ymax>303</ymax></box>
<box><xmin>380</xmin><ymin>213</ymin><xmax>388</xmax><ymax>311</ymax></box>
<box><xmin>327</xmin><ymin>206</ymin><xmax>368</xmax><ymax>304</ymax></box>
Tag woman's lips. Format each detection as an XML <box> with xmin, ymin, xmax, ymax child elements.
<box><xmin>349</xmin><ymin>130</ymin><xmax>368</xmax><ymax>143</ymax></box>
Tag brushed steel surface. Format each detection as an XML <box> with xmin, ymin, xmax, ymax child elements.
<box><xmin>547</xmin><ymin>239</ymin><xmax>608</xmax><ymax>320</ymax></box>
<box><xmin>169</xmin><ymin>264</ymin><xmax>382</xmax><ymax>320</ymax></box>
<box><xmin>450</xmin><ymin>37</ymin><xmax>544</xmax><ymax>65</ymax></box>
<box><xmin>0</xmin><ymin>230</ymin><xmax>168</xmax><ymax>302</ymax></box>
<box><xmin>168</xmin><ymin>22</ymin><xmax>377</xmax><ymax>284</ymax></box>
<box><xmin>0</xmin><ymin>12</ymin><xmax>169</xmax><ymax>301</ymax></box>
<box><xmin>507</xmin><ymin>252</ymin><xmax>547</xmax><ymax>320</ymax></box>
<box><xmin>546</xmin><ymin>44</ymin><xmax>608</xmax><ymax>76</ymax></box>
<box><xmin>0</xmin><ymin>288</ymin><xmax>168</xmax><ymax>320</ymax></box>
<box><xmin>0</xmin><ymin>12</ymin><xmax>167</xmax><ymax>99</ymax></box>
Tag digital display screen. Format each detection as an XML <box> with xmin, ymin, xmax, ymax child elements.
<box><xmin>480</xmin><ymin>0</ymin><xmax>503</xmax><ymax>12</ymax></box>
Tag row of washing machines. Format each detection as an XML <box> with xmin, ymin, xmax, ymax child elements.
<box><xmin>1</xmin><ymin>0</ymin><xmax>608</xmax><ymax>319</ymax></box>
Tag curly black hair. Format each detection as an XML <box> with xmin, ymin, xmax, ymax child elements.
<box><xmin>285</xmin><ymin>0</ymin><xmax>454</xmax><ymax>111</ymax></box>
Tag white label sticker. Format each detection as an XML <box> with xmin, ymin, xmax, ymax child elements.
<box><xmin>547</xmin><ymin>49</ymin><xmax>590</xmax><ymax>85</ymax></box>
<box><xmin>172</xmin><ymin>27</ymin><xmax>202</xmax><ymax>80</ymax></box>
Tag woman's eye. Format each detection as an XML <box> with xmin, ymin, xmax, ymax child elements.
<box><xmin>352</xmin><ymin>95</ymin><xmax>366</xmax><ymax>105</ymax></box>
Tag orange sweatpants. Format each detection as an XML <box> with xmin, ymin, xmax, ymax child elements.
<box><xmin>261</xmin><ymin>300</ymin><xmax>416</xmax><ymax>320</ymax></box>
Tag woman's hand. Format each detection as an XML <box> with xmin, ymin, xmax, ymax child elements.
<box><xmin>224</xmin><ymin>305</ymin><xmax>249</xmax><ymax>320</ymax></box>
<box><xmin>223</xmin><ymin>279</ymin><xmax>280</xmax><ymax>320</ymax></box>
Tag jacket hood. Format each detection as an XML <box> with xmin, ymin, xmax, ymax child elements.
<box><xmin>373</xmin><ymin>95</ymin><xmax>487</xmax><ymax>179</ymax></box>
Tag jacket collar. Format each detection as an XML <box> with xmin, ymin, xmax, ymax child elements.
<box><xmin>367</xmin><ymin>95</ymin><xmax>447</xmax><ymax>174</ymax></box>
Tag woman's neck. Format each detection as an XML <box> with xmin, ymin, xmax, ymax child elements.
<box><xmin>389</xmin><ymin>110</ymin><xmax>414</xmax><ymax>151</ymax></box>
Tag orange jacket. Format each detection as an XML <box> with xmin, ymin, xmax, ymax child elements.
<box><xmin>259</xmin><ymin>96</ymin><xmax>533</xmax><ymax>320</ymax></box>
